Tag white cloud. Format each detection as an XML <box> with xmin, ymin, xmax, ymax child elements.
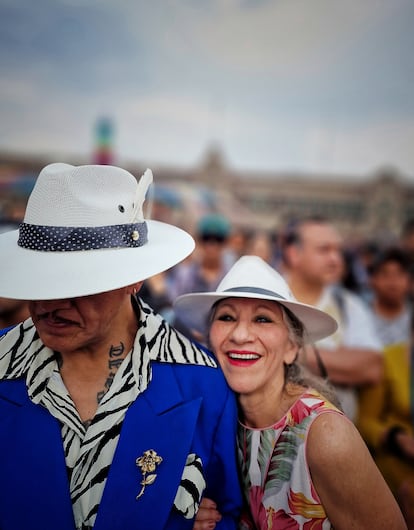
<box><xmin>150</xmin><ymin>0</ymin><xmax>402</xmax><ymax>78</ymax></box>
<box><xmin>303</xmin><ymin>116</ymin><xmax>414</xmax><ymax>176</ymax></box>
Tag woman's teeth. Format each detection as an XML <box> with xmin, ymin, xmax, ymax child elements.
<box><xmin>228</xmin><ymin>353</ymin><xmax>260</xmax><ymax>360</ymax></box>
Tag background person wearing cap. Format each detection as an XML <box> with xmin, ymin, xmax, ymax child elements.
<box><xmin>169</xmin><ymin>212</ymin><xmax>233</xmax><ymax>340</ymax></box>
<box><xmin>175</xmin><ymin>256</ymin><xmax>406</xmax><ymax>529</ymax></box>
<box><xmin>0</xmin><ymin>163</ymin><xmax>242</xmax><ymax>530</ymax></box>
<box><xmin>169</xmin><ymin>213</ymin><xmax>232</xmax><ymax>301</ymax></box>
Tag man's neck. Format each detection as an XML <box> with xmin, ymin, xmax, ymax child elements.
<box><xmin>373</xmin><ymin>299</ymin><xmax>407</xmax><ymax>319</ymax></box>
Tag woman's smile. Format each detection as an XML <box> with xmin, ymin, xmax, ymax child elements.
<box><xmin>209</xmin><ymin>297</ymin><xmax>297</xmax><ymax>398</ymax></box>
<box><xmin>227</xmin><ymin>350</ymin><xmax>261</xmax><ymax>366</ymax></box>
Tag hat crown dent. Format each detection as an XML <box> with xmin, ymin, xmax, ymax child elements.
<box><xmin>217</xmin><ymin>255</ymin><xmax>295</xmax><ymax>301</ymax></box>
<box><xmin>23</xmin><ymin>164</ymin><xmax>151</xmax><ymax>228</ymax></box>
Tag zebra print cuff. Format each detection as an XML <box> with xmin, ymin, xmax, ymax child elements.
<box><xmin>173</xmin><ymin>453</ymin><xmax>206</xmax><ymax>519</ymax></box>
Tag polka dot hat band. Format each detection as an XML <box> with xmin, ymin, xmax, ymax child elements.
<box><xmin>18</xmin><ymin>221</ymin><xmax>148</xmax><ymax>251</ymax></box>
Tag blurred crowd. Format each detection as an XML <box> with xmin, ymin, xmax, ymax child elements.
<box><xmin>2</xmin><ymin>190</ymin><xmax>414</xmax><ymax>527</ymax></box>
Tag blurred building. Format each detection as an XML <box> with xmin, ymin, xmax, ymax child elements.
<box><xmin>0</xmin><ymin>147</ymin><xmax>412</xmax><ymax>243</ymax></box>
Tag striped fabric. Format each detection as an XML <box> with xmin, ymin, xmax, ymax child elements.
<box><xmin>0</xmin><ymin>299</ymin><xmax>216</xmax><ymax>528</ymax></box>
<box><xmin>173</xmin><ymin>453</ymin><xmax>206</xmax><ymax>519</ymax></box>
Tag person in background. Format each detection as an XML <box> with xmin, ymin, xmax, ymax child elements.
<box><xmin>138</xmin><ymin>270</ymin><xmax>176</xmax><ymax>323</ymax></box>
<box><xmin>401</xmin><ymin>218</ymin><xmax>414</xmax><ymax>268</ymax></box>
<box><xmin>347</xmin><ymin>239</ymin><xmax>381</xmax><ymax>303</ymax></box>
<box><xmin>357</xmin><ymin>245</ymin><xmax>414</xmax><ymax>528</ymax></box>
<box><xmin>244</xmin><ymin>230</ymin><xmax>274</xmax><ymax>265</ymax></box>
<box><xmin>176</xmin><ymin>256</ymin><xmax>406</xmax><ymax>530</ymax></box>
<box><xmin>0</xmin><ymin>198</ymin><xmax>27</xmax><ymax>232</ymax></box>
<box><xmin>138</xmin><ymin>183</ymin><xmax>184</xmax><ymax>323</ymax></box>
<box><xmin>0</xmin><ymin>296</ymin><xmax>30</xmax><ymax>329</ymax></box>
<box><xmin>400</xmin><ymin>218</ymin><xmax>414</xmax><ymax>302</ymax></box>
<box><xmin>0</xmin><ymin>218</ymin><xmax>31</xmax><ymax>331</ymax></box>
<box><xmin>367</xmin><ymin>246</ymin><xmax>412</xmax><ymax>348</ymax></box>
<box><xmin>0</xmin><ymin>163</ymin><xmax>242</xmax><ymax>530</ymax></box>
<box><xmin>223</xmin><ymin>226</ymin><xmax>251</xmax><ymax>268</ymax></box>
<box><xmin>170</xmin><ymin>213</ymin><xmax>232</xmax><ymax>299</ymax></box>
<box><xmin>357</xmin><ymin>332</ymin><xmax>414</xmax><ymax>527</ymax></box>
<box><xmin>340</xmin><ymin>247</ymin><xmax>366</xmax><ymax>297</ymax></box>
<box><xmin>170</xmin><ymin>213</ymin><xmax>233</xmax><ymax>340</ymax></box>
<box><xmin>281</xmin><ymin>216</ymin><xmax>383</xmax><ymax>421</ymax></box>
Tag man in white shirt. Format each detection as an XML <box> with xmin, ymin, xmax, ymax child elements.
<box><xmin>282</xmin><ymin>216</ymin><xmax>383</xmax><ymax>421</ymax></box>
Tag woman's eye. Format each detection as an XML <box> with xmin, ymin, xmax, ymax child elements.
<box><xmin>256</xmin><ymin>315</ymin><xmax>272</xmax><ymax>323</ymax></box>
<box><xmin>216</xmin><ymin>313</ymin><xmax>234</xmax><ymax>322</ymax></box>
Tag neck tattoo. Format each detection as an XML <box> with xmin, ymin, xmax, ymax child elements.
<box><xmin>96</xmin><ymin>342</ymin><xmax>125</xmax><ymax>404</ymax></box>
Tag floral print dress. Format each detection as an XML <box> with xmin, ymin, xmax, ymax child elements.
<box><xmin>238</xmin><ymin>389</ymin><xmax>343</xmax><ymax>529</ymax></box>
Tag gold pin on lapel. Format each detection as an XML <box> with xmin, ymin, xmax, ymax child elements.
<box><xmin>136</xmin><ymin>449</ymin><xmax>163</xmax><ymax>499</ymax></box>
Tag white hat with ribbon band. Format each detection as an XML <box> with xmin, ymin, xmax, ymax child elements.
<box><xmin>0</xmin><ymin>163</ymin><xmax>194</xmax><ymax>300</ymax></box>
<box><xmin>174</xmin><ymin>255</ymin><xmax>337</xmax><ymax>343</ymax></box>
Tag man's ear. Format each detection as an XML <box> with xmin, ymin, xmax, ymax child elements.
<box><xmin>284</xmin><ymin>243</ymin><xmax>300</xmax><ymax>268</ymax></box>
<box><xmin>127</xmin><ymin>281</ymin><xmax>144</xmax><ymax>296</ymax></box>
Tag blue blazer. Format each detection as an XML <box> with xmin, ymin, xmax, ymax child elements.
<box><xmin>0</xmin><ymin>361</ymin><xmax>242</xmax><ymax>529</ymax></box>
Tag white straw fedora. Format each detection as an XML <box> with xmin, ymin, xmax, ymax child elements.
<box><xmin>0</xmin><ymin>163</ymin><xmax>194</xmax><ymax>300</ymax></box>
<box><xmin>174</xmin><ymin>255</ymin><xmax>337</xmax><ymax>343</ymax></box>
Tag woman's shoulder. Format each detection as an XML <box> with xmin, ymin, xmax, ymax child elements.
<box><xmin>306</xmin><ymin>409</ymin><xmax>362</xmax><ymax>468</ymax></box>
<box><xmin>305</xmin><ymin>397</ymin><xmax>408</xmax><ymax>529</ymax></box>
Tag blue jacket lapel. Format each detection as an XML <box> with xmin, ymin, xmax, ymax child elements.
<box><xmin>94</xmin><ymin>363</ymin><xmax>202</xmax><ymax>530</ymax></box>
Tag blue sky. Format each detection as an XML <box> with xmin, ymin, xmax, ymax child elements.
<box><xmin>1</xmin><ymin>0</ymin><xmax>414</xmax><ymax>178</ymax></box>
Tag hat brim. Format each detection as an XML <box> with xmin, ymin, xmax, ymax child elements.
<box><xmin>0</xmin><ymin>220</ymin><xmax>194</xmax><ymax>300</ymax></box>
<box><xmin>175</xmin><ymin>291</ymin><xmax>337</xmax><ymax>343</ymax></box>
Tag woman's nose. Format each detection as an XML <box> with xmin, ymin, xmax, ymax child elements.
<box><xmin>230</xmin><ymin>319</ymin><xmax>253</xmax><ymax>343</ymax></box>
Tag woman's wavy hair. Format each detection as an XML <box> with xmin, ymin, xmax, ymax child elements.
<box><xmin>281</xmin><ymin>305</ymin><xmax>342</xmax><ymax>409</ymax></box>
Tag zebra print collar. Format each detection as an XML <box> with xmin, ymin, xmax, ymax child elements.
<box><xmin>0</xmin><ymin>299</ymin><xmax>217</xmax><ymax>389</ymax></box>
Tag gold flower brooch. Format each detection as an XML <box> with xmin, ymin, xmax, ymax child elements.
<box><xmin>135</xmin><ymin>449</ymin><xmax>163</xmax><ymax>499</ymax></box>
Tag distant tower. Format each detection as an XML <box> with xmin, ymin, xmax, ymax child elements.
<box><xmin>93</xmin><ymin>117</ymin><xmax>115</xmax><ymax>165</ymax></box>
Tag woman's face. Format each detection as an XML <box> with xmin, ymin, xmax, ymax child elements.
<box><xmin>209</xmin><ymin>297</ymin><xmax>297</xmax><ymax>398</ymax></box>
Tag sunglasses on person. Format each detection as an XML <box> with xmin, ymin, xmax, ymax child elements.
<box><xmin>200</xmin><ymin>234</ymin><xmax>226</xmax><ymax>244</ymax></box>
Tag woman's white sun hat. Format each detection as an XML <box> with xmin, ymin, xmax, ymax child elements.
<box><xmin>174</xmin><ymin>255</ymin><xmax>337</xmax><ymax>343</ymax></box>
<box><xmin>0</xmin><ymin>163</ymin><xmax>195</xmax><ymax>300</ymax></box>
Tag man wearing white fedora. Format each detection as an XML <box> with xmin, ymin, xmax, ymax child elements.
<box><xmin>0</xmin><ymin>163</ymin><xmax>242</xmax><ymax>529</ymax></box>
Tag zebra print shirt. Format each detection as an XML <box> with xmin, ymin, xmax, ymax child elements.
<box><xmin>0</xmin><ymin>299</ymin><xmax>216</xmax><ymax>529</ymax></box>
